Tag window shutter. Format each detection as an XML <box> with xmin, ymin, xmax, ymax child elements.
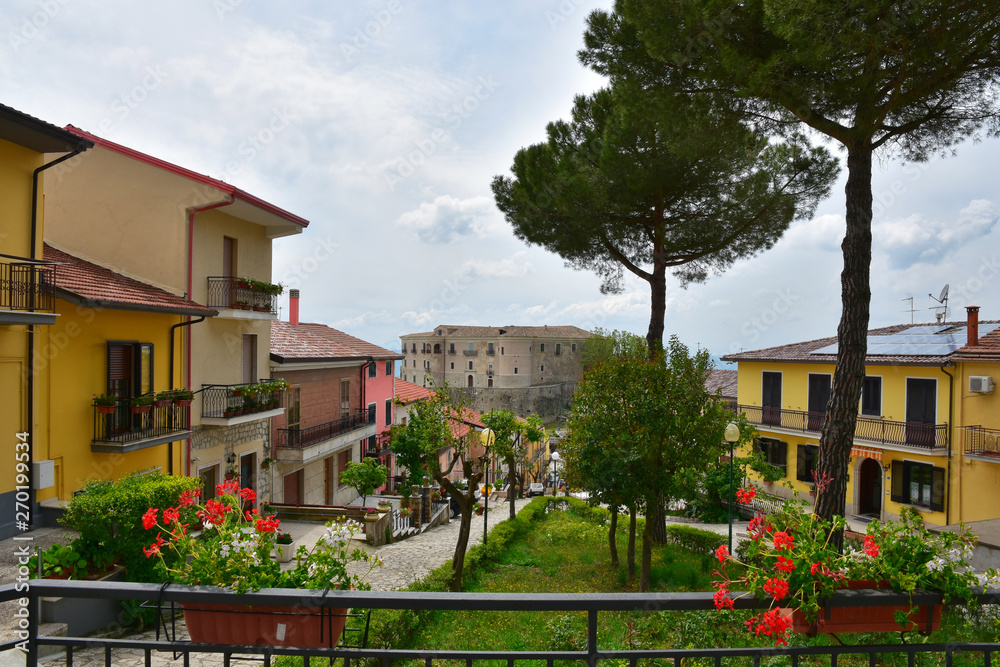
<box><xmin>796</xmin><ymin>445</ymin><xmax>809</xmax><ymax>481</ymax></box>
<box><xmin>775</xmin><ymin>440</ymin><xmax>787</xmax><ymax>472</ymax></box>
<box><xmin>930</xmin><ymin>467</ymin><xmax>946</xmax><ymax>512</ymax></box>
<box><xmin>890</xmin><ymin>460</ymin><xmax>905</xmax><ymax>503</ymax></box>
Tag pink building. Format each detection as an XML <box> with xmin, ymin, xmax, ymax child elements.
<box><xmin>268</xmin><ymin>290</ymin><xmax>401</xmax><ymax>505</ymax></box>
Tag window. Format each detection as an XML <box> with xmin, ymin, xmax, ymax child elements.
<box><xmin>450</xmin><ymin>362</ymin><xmax>454</xmax><ymax>369</ymax></box>
<box><xmin>468</xmin><ymin>361</ymin><xmax>473</xmax><ymax>370</ymax></box>
<box><xmin>368</xmin><ymin>362</ymin><xmax>377</xmax><ymax>378</ymax></box>
<box><xmin>449</xmin><ymin>343</ymin><xmax>455</xmax><ymax>353</ymax></box>
<box><xmin>807</xmin><ymin>374</ymin><xmax>831</xmax><ymax>430</ymax></box>
<box><xmin>540</xmin><ymin>343</ymin><xmax>545</xmax><ymax>352</ymax></box>
<box><xmin>487</xmin><ymin>343</ymin><xmax>494</xmax><ymax>354</ymax></box>
<box><xmin>468</xmin><ymin>342</ymin><xmax>474</xmax><ymax>353</ymax></box>
<box><xmin>385</xmin><ymin>360</ymin><xmax>392</xmax><ymax>376</ymax></box>
<box><xmin>242</xmin><ymin>334</ymin><xmax>257</xmax><ymax>384</ymax></box>
<box><xmin>501</xmin><ymin>347</ymin><xmax>504</xmax><ymax>355</ymax></box>
<box><xmin>340</xmin><ymin>378</ymin><xmax>350</xmax><ymax>418</ymax></box>
<box><xmin>488</xmin><ymin>363</ymin><xmax>493</xmax><ymax>376</ymax></box>
<box><xmin>199</xmin><ymin>465</ymin><xmax>218</xmax><ymax>502</ymax></box>
<box><xmin>762</xmin><ymin>371</ymin><xmax>782</xmax><ymax>426</ymax></box>
<box><xmin>555</xmin><ymin>343</ymin><xmax>562</xmax><ymax>356</ymax></box>
<box><xmin>467</xmin><ymin>375</ymin><xmax>474</xmax><ymax>387</ymax></box>
<box><xmin>906</xmin><ymin>378</ymin><xmax>938</xmax><ymax>446</ymax></box>
<box><xmin>514</xmin><ymin>367</ymin><xmax>518</xmax><ymax>374</ymax></box>
<box><xmin>796</xmin><ymin>444</ymin><xmax>819</xmax><ymax>483</ymax></box>
<box><xmin>540</xmin><ymin>365</ymin><xmax>545</xmax><ymax>372</ymax></box>
<box><xmin>367</xmin><ymin>403</ymin><xmax>376</xmax><ymax>423</ymax></box>
<box><xmin>425</xmin><ymin>360</ymin><xmax>430</xmax><ymax>370</ymax></box>
<box><xmin>861</xmin><ymin>376</ymin><xmax>882</xmax><ymax>416</ymax></box>
<box><xmin>755</xmin><ymin>438</ymin><xmax>787</xmax><ymax>474</ymax></box>
<box><xmin>385</xmin><ymin>399</ymin><xmax>392</xmax><ymax>427</ymax></box>
<box><xmin>488</xmin><ymin>378</ymin><xmax>493</xmax><ymax>388</ymax></box>
<box><xmin>891</xmin><ymin>460</ymin><xmax>944</xmax><ymax>511</ymax></box>
<box><xmin>433</xmin><ymin>343</ymin><xmax>441</xmax><ymax>353</ymax></box>
<box><xmin>411</xmin><ymin>343</ymin><xmax>416</xmax><ymax>353</ymax></box>
<box><xmin>286</xmin><ymin>386</ymin><xmax>301</xmax><ymax>430</ymax></box>
<box><xmin>107</xmin><ymin>341</ymin><xmax>153</xmax><ymax>400</ymax></box>
<box><xmin>572</xmin><ymin>343</ymin><xmax>577</xmax><ymax>352</ymax></box>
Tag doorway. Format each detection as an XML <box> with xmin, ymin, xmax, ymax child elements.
<box><xmin>857</xmin><ymin>458</ymin><xmax>882</xmax><ymax>517</ymax></box>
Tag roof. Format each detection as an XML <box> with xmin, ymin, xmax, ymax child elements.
<box><xmin>65</xmin><ymin>126</ymin><xmax>308</xmax><ymax>234</ymax></box>
<box><xmin>0</xmin><ymin>104</ymin><xmax>92</xmax><ymax>153</ymax></box>
<box><xmin>44</xmin><ymin>244</ymin><xmax>217</xmax><ymax>317</ymax></box>
<box><xmin>270</xmin><ymin>320</ymin><xmax>403</xmax><ymax>364</ymax></box>
<box><xmin>394</xmin><ymin>379</ymin><xmax>432</xmax><ymax>404</ymax></box>
<box><xmin>706</xmin><ymin>369</ymin><xmax>738</xmax><ymax>398</ymax></box>
<box><xmin>401</xmin><ymin>324</ymin><xmax>591</xmax><ymax>340</ymax></box>
<box><xmin>392</xmin><ymin>379</ymin><xmax>484</xmax><ymax>439</ymax></box>
<box><xmin>722</xmin><ymin>320</ymin><xmax>1000</xmax><ymax>366</ymax></box>
<box><xmin>953</xmin><ymin>326</ymin><xmax>1000</xmax><ymax>360</ymax></box>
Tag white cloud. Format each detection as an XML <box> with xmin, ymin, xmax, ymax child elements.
<box><xmin>397</xmin><ymin>195</ymin><xmax>501</xmax><ymax>243</ymax></box>
<box><xmin>875</xmin><ymin>199</ymin><xmax>998</xmax><ymax>268</ymax></box>
<box><xmin>457</xmin><ymin>252</ymin><xmax>533</xmax><ymax>280</ymax></box>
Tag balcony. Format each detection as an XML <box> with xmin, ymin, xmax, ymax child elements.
<box><xmin>275</xmin><ymin>408</ymin><xmax>376</xmax><ymax>464</ymax></box>
<box><xmin>11</xmin><ymin>580</ymin><xmax>1000</xmax><ymax>665</ymax></box>
<box><xmin>206</xmin><ymin>276</ymin><xmax>278</xmax><ymax>318</ymax></box>
<box><xmin>737</xmin><ymin>404</ymin><xmax>948</xmax><ymax>452</ymax></box>
<box><xmin>201</xmin><ymin>382</ymin><xmax>286</xmax><ymax>426</ymax></box>
<box><xmin>91</xmin><ymin>399</ymin><xmax>192</xmax><ymax>453</ymax></box>
<box><xmin>463</xmin><ymin>349</ymin><xmax>478</xmax><ymax>356</ymax></box>
<box><xmin>964</xmin><ymin>426</ymin><xmax>1000</xmax><ymax>459</ymax></box>
<box><xmin>0</xmin><ymin>257</ymin><xmax>56</xmax><ymax>325</ymax></box>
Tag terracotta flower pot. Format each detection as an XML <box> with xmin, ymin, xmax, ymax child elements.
<box><xmin>174</xmin><ymin>399</ymin><xmax>193</xmax><ymax>408</ymax></box>
<box><xmin>785</xmin><ymin>581</ymin><xmax>942</xmax><ymax>635</ymax></box>
<box><xmin>131</xmin><ymin>405</ymin><xmax>151</xmax><ymax>414</ymax></box>
<box><xmin>96</xmin><ymin>405</ymin><xmax>116</xmax><ymax>414</ymax></box>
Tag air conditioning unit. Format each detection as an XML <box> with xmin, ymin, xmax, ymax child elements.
<box><xmin>969</xmin><ymin>376</ymin><xmax>995</xmax><ymax>394</ymax></box>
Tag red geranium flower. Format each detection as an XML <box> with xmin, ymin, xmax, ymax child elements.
<box><xmin>713</xmin><ymin>588</ymin><xmax>734</xmax><ymax>610</ymax></box>
<box><xmin>763</xmin><ymin>577</ymin><xmax>789</xmax><ymax>600</ymax></box>
<box><xmin>715</xmin><ymin>545</ymin><xmax>730</xmax><ymax>563</ymax></box>
<box><xmin>238</xmin><ymin>487</ymin><xmax>257</xmax><ymax>503</ymax></box>
<box><xmin>772</xmin><ymin>531</ymin><xmax>794</xmax><ymax>551</ymax></box>
<box><xmin>142</xmin><ymin>508</ymin><xmax>158</xmax><ymax>530</ymax></box>
<box><xmin>748</xmin><ymin>515</ymin><xmax>769</xmax><ymax>540</ymax></box>
<box><xmin>736</xmin><ymin>487</ymin><xmax>756</xmax><ymax>504</ymax></box>
<box><xmin>143</xmin><ymin>534</ymin><xmax>166</xmax><ymax>558</ymax></box>
<box><xmin>774</xmin><ymin>555</ymin><xmax>795</xmax><ymax>573</ymax></box>
<box><xmin>863</xmin><ymin>535</ymin><xmax>880</xmax><ymax>558</ymax></box>
<box><xmin>178</xmin><ymin>489</ymin><xmax>200</xmax><ymax>507</ymax></box>
<box><xmin>163</xmin><ymin>507</ymin><xmax>180</xmax><ymax>524</ymax></box>
<box><xmin>746</xmin><ymin>608</ymin><xmax>791</xmax><ymax>646</ymax></box>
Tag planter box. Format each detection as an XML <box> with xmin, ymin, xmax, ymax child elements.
<box><xmin>182</xmin><ymin>602</ymin><xmax>348</xmax><ymax>648</ymax></box>
<box><xmin>272</xmin><ymin>541</ymin><xmax>296</xmax><ymax>563</ymax></box>
<box><xmin>786</xmin><ymin>582</ymin><xmax>942</xmax><ymax>635</ymax></box>
<box><xmin>41</xmin><ymin>566</ymin><xmax>126</xmax><ymax>637</ymax></box>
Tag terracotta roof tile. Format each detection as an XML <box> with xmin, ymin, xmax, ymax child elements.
<box><xmin>271</xmin><ymin>320</ymin><xmax>403</xmax><ymax>362</ymax></box>
<box><xmin>706</xmin><ymin>370</ymin><xmax>738</xmax><ymax>398</ymax></box>
<box><xmin>392</xmin><ymin>379</ymin><xmax>484</xmax><ymax>438</ymax></box>
<box><xmin>44</xmin><ymin>244</ymin><xmax>216</xmax><ymax>317</ymax></box>
<box><xmin>954</xmin><ymin>326</ymin><xmax>1000</xmax><ymax>359</ymax></box>
<box><xmin>402</xmin><ymin>324</ymin><xmax>591</xmax><ymax>339</ymax></box>
<box><xmin>394</xmin><ymin>379</ymin><xmax>433</xmax><ymax>404</ymax></box>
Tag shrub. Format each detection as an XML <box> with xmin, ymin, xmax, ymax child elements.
<box><xmin>60</xmin><ymin>473</ymin><xmax>201</xmax><ymax>582</ymax></box>
<box><xmin>663</xmin><ymin>525</ymin><xmax>726</xmax><ymax>555</ymax></box>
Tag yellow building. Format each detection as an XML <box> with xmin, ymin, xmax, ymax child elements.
<box><xmin>0</xmin><ymin>104</ymin><xmax>93</xmax><ymax>537</ymax></box>
<box><xmin>723</xmin><ymin>306</ymin><xmax>1000</xmax><ymax>527</ymax></box>
<box><xmin>41</xmin><ymin>127</ymin><xmax>307</xmax><ymax>504</ymax></box>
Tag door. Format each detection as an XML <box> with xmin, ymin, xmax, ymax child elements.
<box><xmin>762</xmin><ymin>372</ymin><xmax>782</xmax><ymax>426</ymax></box>
<box><xmin>199</xmin><ymin>465</ymin><xmax>218</xmax><ymax>502</ymax></box>
<box><xmin>239</xmin><ymin>452</ymin><xmax>256</xmax><ymax>510</ymax></box>
<box><xmin>283</xmin><ymin>470</ymin><xmax>303</xmax><ymax>505</ymax></box>
<box><xmin>857</xmin><ymin>458</ymin><xmax>882</xmax><ymax>516</ymax></box>
<box><xmin>905</xmin><ymin>378</ymin><xmax>937</xmax><ymax>446</ymax></box>
<box><xmin>807</xmin><ymin>374</ymin><xmax>831</xmax><ymax>431</ymax></box>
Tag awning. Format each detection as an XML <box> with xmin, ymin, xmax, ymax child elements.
<box><xmin>851</xmin><ymin>446</ymin><xmax>882</xmax><ymax>461</ymax></box>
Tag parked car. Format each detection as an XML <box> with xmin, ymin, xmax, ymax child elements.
<box><xmin>528</xmin><ymin>482</ymin><xmax>545</xmax><ymax>497</ymax></box>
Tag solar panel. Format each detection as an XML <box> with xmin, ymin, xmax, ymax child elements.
<box><xmin>809</xmin><ymin>321</ymin><xmax>994</xmax><ymax>356</ymax></box>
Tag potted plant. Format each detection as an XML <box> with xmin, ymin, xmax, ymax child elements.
<box><xmin>271</xmin><ymin>531</ymin><xmax>296</xmax><ymax>563</ymax></box>
<box><xmin>473</xmin><ymin>502</ymin><xmax>483</xmax><ymax>516</ymax></box>
<box><xmin>712</xmin><ymin>488</ymin><xmax>997</xmax><ymax>645</ymax></box>
<box><xmin>130</xmin><ymin>394</ymin><xmax>154</xmax><ymax>414</ymax></box>
<box><xmin>430</xmin><ymin>490</ymin><xmax>442</xmax><ymax>502</ymax></box>
<box><xmin>154</xmin><ymin>390</ymin><xmax>174</xmax><ymax>408</ymax></box>
<box><xmin>93</xmin><ymin>394</ymin><xmax>117</xmax><ymax>415</ymax></box>
<box><xmin>399</xmin><ymin>507</ymin><xmax>413</xmax><ymax>519</ymax></box>
<box><xmin>142</xmin><ymin>481</ymin><xmax>380</xmax><ymax>647</ymax></box>
<box><xmin>377</xmin><ymin>499</ymin><xmax>392</xmax><ymax>513</ymax></box>
<box><xmin>172</xmin><ymin>388</ymin><xmax>194</xmax><ymax>407</ymax></box>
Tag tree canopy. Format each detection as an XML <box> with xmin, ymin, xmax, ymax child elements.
<box><xmin>339</xmin><ymin>458</ymin><xmax>387</xmax><ymax>507</ymax></box>
<box><xmin>492</xmin><ymin>64</ymin><xmax>838</xmax><ymax>351</ymax></box>
<box><xmin>481</xmin><ymin>409</ymin><xmax>546</xmax><ymax>519</ymax></box>
<box><xmin>597</xmin><ymin>0</ymin><xmax>1000</xmax><ymax>520</ymax></box>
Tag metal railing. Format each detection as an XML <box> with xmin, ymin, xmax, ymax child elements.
<box><xmin>8</xmin><ymin>580</ymin><xmax>1000</xmax><ymax>666</ymax></box>
<box><xmin>0</xmin><ymin>259</ymin><xmax>55</xmax><ymax>312</ymax></box>
<box><xmin>92</xmin><ymin>398</ymin><xmax>190</xmax><ymax>445</ymax></box>
<box><xmin>964</xmin><ymin>425</ymin><xmax>1000</xmax><ymax>457</ymax></box>
<box><xmin>201</xmin><ymin>383</ymin><xmax>284</xmax><ymax>419</ymax></box>
<box><xmin>206</xmin><ymin>276</ymin><xmax>277</xmax><ymax>314</ymax></box>
<box><xmin>276</xmin><ymin>409</ymin><xmax>375</xmax><ymax>449</ymax></box>
<box><xmin>737</xmin><ymin>404</ymin><xmax>948</xmax><ymax>450</ymax></box>
<box><xmin>463</xmin><ymin>349</ymin><xmax>478</xmax><ymax>356</ymax></box>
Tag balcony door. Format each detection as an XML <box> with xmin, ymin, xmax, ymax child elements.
<box><xmin>807</xmin><ymin>374</ymin><xmax>831</xmax><ymax>431</ymax></box>
<box><xmin>762</xmin><ymin>372</ymin><xmax>782</xmax><ymax>426</ymax></box>
<box><xmin>240</xmin><ymin>452</ymin><xmax>256</xmax><ymax>510</ymax></box>
<box><xmin>107</xmin><ymin>341</ymin><xmax>152</xmax><ymax>434</ymax></box>
<box><xmin>340</xmin><ymin>378</ymin><xmax>351</xmax><ymax>419</ymax></box>
<box><xmin>905</xmin><ymin>378</ymin><xmax>937</xmax><ymax>446</ymax></box>
<box><xmin>242</xmin><ymin>335</ymin><xmax>257</xmax><ymax>384</ymax></box>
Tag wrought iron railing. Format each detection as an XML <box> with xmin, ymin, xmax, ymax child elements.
<box><xmin>206</xmin><ymin>276</ymin><xmax>277</xmax><ymax>314</ymax></box>
<box><xmin>201</xmin><ymin>382</ymin><xmax>284</xmax><ymax>419</ymax></box>
<box><xmin>737</xmin><ymin>404</ymin><xmax>948</xmax><ymax>450</ymax></box>
<box><xmin>964</xmin><ymin>425</ymin><xmax>1000</xmax><ymax>457</ymax></box>
<box><xmin>0</xmin><ymin>259</ymin><xmax>55</xmax><ymax>312</ymax></box>
<box><xmin>92</xmin><ymin>397</ymin><xmax>190</xmax><ymax>445</ymax></box>
<box><xmin>463</xmin><ymin>349</ymin><xmax>478</xmax><ymax>356</ymax></box>
<box><xmin>9</xmin><ymin>580</ymin><xmax>1000</xmax><ymax>666</ymax></box>
<box><xmin>276</xmin><ymin>409</ymin><xmax>375</xmax><ymax>449</ymax></box>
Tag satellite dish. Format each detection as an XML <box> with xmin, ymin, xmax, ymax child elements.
<box><xmin>928</xmin><ymin>284</ymin><xmax>950</xmax><ymax>322</ymax></box>
<box><xmin>938</xmin><ymin>284</ymin><xmax>949</xmax><ymax>303</ymax></box>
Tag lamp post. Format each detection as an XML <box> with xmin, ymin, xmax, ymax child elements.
<box><xmin>480</xmin><ymin>427</ymin><xmax>495</xmax><ymax>546</ymax></box>
<box><xmin>550</xmin><ymin>451</ymin><xmax>561</xmax><ymax>496</ymax></box>
<box><xmin>725</xmin><ymin>422</ymin><xmax>741</xmax><ymax>553</ymax></box>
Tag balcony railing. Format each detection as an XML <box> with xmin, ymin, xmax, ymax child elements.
<box><xmin>206</xmin><ymin>276</ymin><xmax>277</xmax><ymax>314</ymax></box>
<box><xmin>92</xmin><ymin>398</ymin><xmax>191</xmax><ymax>450</ymax></box>
<box><xmin>201</xmin><ymin>382</ymin><xmax>284</xmax><ymax>419</ymax></box>
<box><xmin>0</xmin><ymin>259</ymin><xmax>55</xmax><ymax>312</ymax></box>
<box><xmin>964</xmin><ymin>425</ymin><xmax>1000</xmax><ymax>458</ymax></box>
<box><xmin>463</xmin><ymin>349</ymin><xmax>477</xmax><ymax>356</ymax></box>
<box><xmin>737</xmin><ymin>404</ymin><xmax>948</xmax><ymax>450</ymax></box>
<box><xmin>10</xmin><ymin>580</ymin><xmax>1000</xmax><ymax>665</ymax></box>
<box><xmin>276</xmin><ymin>408</ymin><xmax>375</xmax><ymax>449</ymax></box>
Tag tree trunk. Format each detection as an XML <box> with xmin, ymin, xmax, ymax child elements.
<box><xmin>437</xmin><ymin>468</ymin><xmax>483</xmax><ymax>592</ymax></box>
<box><xmin>647</xmin><ymin>493</ymin><xmax>667</xmax><ymax>544</ymax></box>
<box><xmin>508</xmin><ymin>454</ymin><xmax>517</xmax><ymax>520</ymax></box>
<box><xmin>608</xmin><ymin>506</ymin><xmax>619</xmax><ymax>566</ymax></box>
<box><xmin>639</xmin><ymin>504</ymin><xmax>652</xmax><ymax>592</ymax></box>
<box><xmin>627</xmin><ymin>506</ymin><xmax>636</xmax><ymax>581</ymax></box>
<box><xmin>814</xmin><ymin>141</ymin><xmax>873</xmax><ymax>533</ymax></box>
<box><xmin>646</xmin><ymin>234</ymin><xmax>667</xmax><ymax>355</ymax></box>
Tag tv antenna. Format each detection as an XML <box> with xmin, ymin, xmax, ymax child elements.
<box><xmin>902</xmin><ymin>295</ymin><xmax>916</xmax><ymax>324</ymax></box>
<box><xmin>928</xmin><ymin>284</ymin><xmax>949</xmax><ymax>323</ymax></box>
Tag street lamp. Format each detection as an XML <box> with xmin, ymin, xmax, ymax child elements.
<box><xmin>480</xmin><ymin>427</ymin><xmax>495</xmax><ymax>546</ymax></box>
<box><xmin>724</xmin><ymin>422</ymin><xmax>741</xmax><ymax>553</ymax></box>
<box><xmin>550</xmin><ymin>451</ymin><xmax>561</xmax><ymax>496</ymax></box>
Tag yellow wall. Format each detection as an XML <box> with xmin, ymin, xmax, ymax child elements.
<box><xmin>0</xmin><ymin>139</ymin><xmax>41</xmax><ymax>258</ymax></box>
<box><xmin>41</xmin><ymin>299</ymin><xmax>185</xmax><ymax>500</ymax></box>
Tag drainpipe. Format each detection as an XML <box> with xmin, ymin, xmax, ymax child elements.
<box><xmin>169</xmin><ymin>316</ymin><xmax>207</xmax><ymax>475</ymax></box>
<box><xmin>184</xmin><ymin>196</ymin><xmax>235</xmax><ymax>476</ymax></box>
<box><xmin>940</xmin><ymin>360</ymin><xmax>955</xmax><ymax>526</ymax></box>
<box><xmin>27</xmin><ymin>145</ymin><xmax>91</xmax><ymax>529</ymax></box>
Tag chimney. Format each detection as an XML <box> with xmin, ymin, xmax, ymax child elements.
<box><xmin>289</xmin><ymin>289</ymin><xmax>300</xmax><ymax>326</ymax></box>
<box><xmin>967</xmin><ymin>305</ymin><xmax>980</xmax><ymax>346</ymax></box>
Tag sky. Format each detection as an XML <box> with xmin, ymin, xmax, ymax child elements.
<box><xmin>4</xmin><ymin>0</ymin><xmax>1000</xmax><ymax>365</ymax></box>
